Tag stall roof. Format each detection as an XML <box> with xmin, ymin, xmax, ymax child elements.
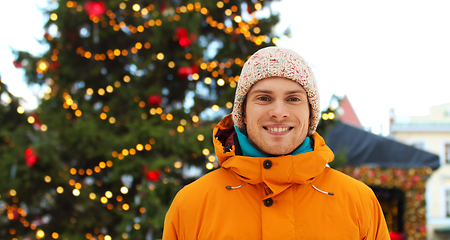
<box><xmin>325</xmin><ymin>122</ymin><xmax>440</xmax><ymax>170</ymax></box>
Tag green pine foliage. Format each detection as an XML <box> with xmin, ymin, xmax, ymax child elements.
<box><xmin>0</xmin><ymin>0</ymin><xmax>283</xmax><ymax>239</ymax></box>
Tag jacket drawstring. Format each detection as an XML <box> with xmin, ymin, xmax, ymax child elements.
<box><xmin>226</xmin><ymin>183</ymin><xmax>333</xmax><ymax>196</ymax></box>
<box><xmin>311</xmin><ymin>184</ymin><xmax>334</xmax><ymax>196</ymax></box>
<box><xmin>225</xmin><ymin>185</ymin><xmax>242</xmax><ymax>190</ymax></box>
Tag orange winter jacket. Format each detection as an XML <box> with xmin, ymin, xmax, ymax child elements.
<box><xmin>163</xmin><ymin>115</ymin><xmax>389</xmax><ymax>240</ymax></box>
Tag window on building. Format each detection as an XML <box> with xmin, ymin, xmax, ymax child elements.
<box><xmin>446</xmin><ymin>189</ymin><xmax>450</xmax><ymax>217</ymax></box>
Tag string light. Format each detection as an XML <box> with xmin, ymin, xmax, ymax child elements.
<box><xmin>36</xmin><ymin>229</ymin><xmax>45</xmax><ymax>239</ymax></box>
<box><xmin>206</xmin><ymin>162</ymin><xmax>214</xmax><ymax>170</ymax></box>
<box><xmin>73</xmin><ymin>189</ymin><xmax>80</xmax><ymax>196</ymax></box>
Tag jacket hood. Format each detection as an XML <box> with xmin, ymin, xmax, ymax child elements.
<box><xmin>213</xmin><ymin>114</ymin><xmax>335</xmax><ymax>199</ymax></box>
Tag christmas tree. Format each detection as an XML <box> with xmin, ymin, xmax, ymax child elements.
<box><xmin>1</xmin><ymin>0</ymin><xmax>282</xmax><ymax>239</ymax></box>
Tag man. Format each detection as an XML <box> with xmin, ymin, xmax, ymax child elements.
<box><xmin>162</xmin><ymin>47</ymin><xmax>389</xmax><ymax>239</ymax></box>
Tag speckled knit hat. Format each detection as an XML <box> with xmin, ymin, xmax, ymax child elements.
<box><xmin>232</xmin><ymin>46</ymin><xmax>320</xmax><ymax>136</ymax></box>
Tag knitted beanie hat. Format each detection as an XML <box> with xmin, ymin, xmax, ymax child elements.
<box><xmin>232</xmin><ymin>46</ymin><xmax>320</xmax><ymax>136</ymax></box>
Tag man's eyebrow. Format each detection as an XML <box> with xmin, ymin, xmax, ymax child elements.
<box><xmin>286</xmin><ymin>90</ymin><xmax>307</xmax><ymax>95</ymax></box>
<box><xmin>248</xmin><ymin>89</ymin><xmax>272</xmax><ymax>94</ymax></box>
<box><xmin>248</xmin><ymin>89</ymin><xmax>306</xmax><ymax>95</ymax></box>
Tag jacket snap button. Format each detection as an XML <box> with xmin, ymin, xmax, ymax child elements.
<box><xmin>264</xmin><ymin>198</ymin><xmax>273</xmax><ymax>207</ymax></box>
<box><xmin>263</xmin><ymin>160</ymin><xmax>272</xmax><ymax>169</ymax></box>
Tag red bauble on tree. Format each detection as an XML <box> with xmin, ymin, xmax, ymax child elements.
<box><xmin>146</xmin><ymin>170</ymin><xmax>161</xmax><ymax>182</ymax></box>
<box><xmin>84</xmin><ymin>1</ymin><xmax>107</xmax><ymax>17</ymax></box>
<box><xmin>147</xmin><ymin>94</ymin><xmax>163</xmax><ymax>107</ymax></box>
<box><xmin>160</xmin><ymin>2</ymin><xmax>168</xmax><ymax>13</ymax></box>
<box><xmin>24</xmin><ymin>148</ymin><xmax>37</xmax><ymax>167</ymax></box>
<box><xmin>247</xmin><ymin>5</ymin><xmax>256</xmax><ymax>14</ymax></box>
<box><xmin>177</xmin><ymin>67</ymin><xmax>193</xmax><ymax>79</ymax></box>
<box><xmin>178</xmin><ymin>37</ymin><xmax>191</xmax><ymax>48</ymax></box>
<box><xmin>389</xmin><ymin>232</ymin><xmax>404</xmax><ymax>240</ymax></box>
<box><xmin>176</xmin><ymin>27</ymin><xmax>188</xmax><ymax>39</ymax></box>
<box><xmin>191</xmin><ymin>64</ymin><xmax>199</xmax><ymax>74</ymax></box>
<box><xmin>13</xmin><ymin>60</ymin><xmax>23</xmax><ymax>68</ymax></box>
<box><xmin>8</xmin><ymin>208</ymin><xmax>20</xmax><ymax>221</ymax></box>
<box><xmin>176</xmin><ymin>27</ymin><xmax>196</xmax><ymax>48</ymax></box>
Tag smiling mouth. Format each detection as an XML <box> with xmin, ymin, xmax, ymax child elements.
<box><xmin>263</xmin><ymin>127</ymin><xmax>294</xmax><ymax>132</ymax></box>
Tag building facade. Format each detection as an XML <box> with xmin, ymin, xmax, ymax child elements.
<box><xmin>390</xmin><ymin>103</ymin><xmax>450</xmax><ymax>240</ymax></box>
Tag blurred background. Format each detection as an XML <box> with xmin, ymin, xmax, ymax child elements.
<box><xmin>1</xmin><ymin>0</ymin><xmax>449</xmax><ymax>239</ymax></box>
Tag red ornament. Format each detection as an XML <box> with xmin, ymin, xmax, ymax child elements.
<box><xmin>8</xmin><ymin>209</ymin><xmax>20</xmax><ymax>221</ymax></box>
<box><xmin>389</xmin><ymin>231</ymin><xmax>404</xmax><ymax>240</ymax></box>
<box><xmin>24</xmin><ymin>148</ymin><xmax>37</xmax><ymax>167</ymax></box>
<box><xmin>84</xmin><ymin>1</ymin><xmax>107</xmax><ymax>17</ymax></box>
<box><xmin>247</xmin><ymin>6</ymin><xmax>255</xmax><ymax>14</ymax></box>
<box><xmin>146</xmin><ymin>170</ymin><xmax>161</xmax><ymax>182</ymax></box>
<box><xmin>177</xmin><ymin>67</ymin><xmax>193</xmax><ymax>79</ymax></box>
<box><xmin>416</xmin><ymin>193</ymin><xmax>423</xmax><ymax>201</ymax></box>
<box><xmin>13</xmin><ymin>60</ymin><xmax>22</xmax><ymax>68</ymax></box>
<box><xmin>380</xmin><ymin>174</ymin><xmax>387</xmax><ymax>182</ymax></box>
<box><xmin>395</xmin><ymin>169</ymin><xmax>404</xmax><ymax>176</ymax></box>
<box><xmin>176</xmin><ymin>27</ymin><xmax>188</xmax><ymax>38</ymax></box>
<box><xmin>160</xmin><ymin>2</ymin><xmax>168</xmax><ymax>13</ymax></box>
<box><xmin>48</xmin><ymin>61</ymin><xmax>60</xmax><ymax>71</ymax></box>
<box><xmin>179</xmin><ymin>37</ymin><xmax>192</xmax><ymax>48</ymax></box>
<box><xmin>147</xmin><ymin>94</ymin><xmax>163</xmax><ymax>107</ymax></box>
<box><xmin>419</xmin><ymin>225</ymin><xmax>426</xmax><ymax>233</ymax></box>
<box><xmin>176</xmin><ymin>27</ymin><xmax>196</xmax><ymax>48</ymax></box>
<box><xmin>191</xmin><ymin>64</ymin><xmax>199</xmax><ymax>74</ymax></box>
<box><xmin>412</xmin><ymin>175</ymin><xmax>420</xmax><ymax>182</ymax></box>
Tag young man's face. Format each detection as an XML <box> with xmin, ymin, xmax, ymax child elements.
<box><xmin>244</xmin><ymin>77</ymin><xmax>310</xmax><ymax>156</ymax></box>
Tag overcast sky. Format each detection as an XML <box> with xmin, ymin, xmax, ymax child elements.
<box><xmin>1</xmin><ymin>0</ymin><xmax>449</xmax><ymax>135</ymax></box>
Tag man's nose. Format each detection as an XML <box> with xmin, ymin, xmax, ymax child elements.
<box><xmin>268</xmin><ymin>101</ymin><xmax>289</xmax><ymax>118</ymax></box>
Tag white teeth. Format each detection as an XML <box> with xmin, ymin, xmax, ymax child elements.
<box><xmin>267</xmin><ymin>127</ymin><xmax>289</xmax><ymax>132</ymax></box>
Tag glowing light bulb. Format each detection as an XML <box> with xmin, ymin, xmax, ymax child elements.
<box><xmin>36</xmin><ymin>229</ymin><xmax>45</xmax><ymax>239</ymax></box>
<box><xmin>105</xmin><ymin>191</ymin><xmax>113</xmax><ymax>198</ymax></box>
<box><xmin>73</xmin><ymin>189</ymin><xmax>80</xmax><ymax>196</ymax></box>
<box><xmin>212</xmin><ymin>105</ymin><xmax>220</xmax><ymax>112</ymax></box>
<box><xmin>328</xmin><ymin>112</ymin><xmax>335</xmax><ymax>120</ymax></box>
<box><xmin>197</xmin><ymin>134</ymin><xmax>204</xmax><ymax>141</ymax></box>
<box><xmin>132</xmin><ymin>4</ymin><xmax>140</xmax><ymax>11</ymax></box>
<box><xmin>17</xmin><ymin>106</ymin><xmax>24</xmax><ymax>114</ymax></box>
<box><xmin>202</xmin><ymin>148</ymin><xmax>210</xmax><ymax>155</ymax></box>
<box><xmin>206</xmin><ymin>162</ymin><xmax>214</xmax><ymax>170</ymax></box>
<box><xmin>217</xmin><ymin>79</ymin><xmax>225</xmax><ymax>86</ymax></box>
<box><xmin>28</xmin><ymin>116</ymin><xmax>35</xmax><ymax>124</ymax></box>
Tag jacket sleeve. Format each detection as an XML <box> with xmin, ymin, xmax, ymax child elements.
<box><xmin>162</xmin><ymin>195</ymin><xmax>182</xmax><ymax>240</ymax></box>
<box><xmin>368</xmin><ymin>191</ymin><xmax>390</xmax><ymax>240</ymax></box>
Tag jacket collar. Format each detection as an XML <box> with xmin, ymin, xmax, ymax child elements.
<box><xmin>213</xmin><ymin>114</ymin><xmax>335</xmax><ymax>199</ymax></box>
